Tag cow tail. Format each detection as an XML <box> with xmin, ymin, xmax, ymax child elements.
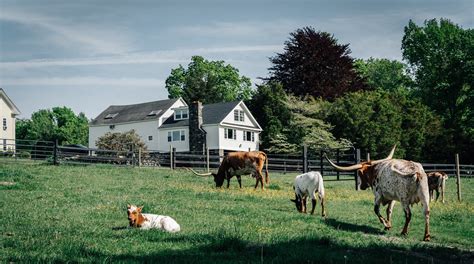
<box><xmin>264</xmin><ymin>153</ymin><xmax>269</xmax><ymax>184</ymax></box>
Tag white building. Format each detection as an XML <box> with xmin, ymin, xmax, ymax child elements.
<box><xmin>89</xmin><ymin>98</ymin><xmax>262</xmax><ymax>153</ymax></box>
<box><xmin>0</xmin><ymin>88</ymin><xmax>21</xmax><ymax>152</ymax></box>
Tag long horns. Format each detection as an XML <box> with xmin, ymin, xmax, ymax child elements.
<box><xmin>325</xmin><ymin>145</ymin><xmax>397</xmax><ymax>172</ymax></box>
<box><xmin>187</xmin><ymin>168</ymin><xmax>212</xmax><ymax>177</ymax></box>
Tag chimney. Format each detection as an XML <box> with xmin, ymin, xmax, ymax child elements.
<box><xmin>189</xmin><ymin>101</ymin><xmax>206</xmax><ymax>153</ymax></box>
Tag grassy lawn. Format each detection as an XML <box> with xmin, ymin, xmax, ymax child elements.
<box><xmin>1</xmin><ymin>162</ymin><xmax>473</xmax><ymax>263</ymax></box>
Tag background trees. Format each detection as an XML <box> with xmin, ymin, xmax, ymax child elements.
<box><xmin>166</xmin><ymin>55</ymin><xmax>253</xmax><ymax>104</ymax></box>
<box><xmin>268</xmin><ymin>26</ymin><xmax>368</xmax><ymax>100</ymax></box>
<box><xmin>15</xmin><ymin>107</ymin><xmax>89</xmax><ymax>146</ymax></box>
<box><xmin>402</xmin><ymin>18</ymin><xmax>473</xmax><ymax>161</ymax></box>
<box><xmin>354</xmin><ymin>58</ymin><xmax>413</xmax><ymax>93</ymax></box>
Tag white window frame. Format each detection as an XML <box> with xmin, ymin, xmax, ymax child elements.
<box><xmin>224</xmin><ymin>128</ymin><xmax>237</xmax><ymax>140</ymax></box>
<box><xmin>243</xmin><ymin>131</ymin><xmax>255</xmax><ymax>142</ymax></box>
<box><xmin>2</xmin><ymin>118</ymin><xmax>6</xmax><ymax>131</ymax></box>
<box><xmin>234</xmin><ymin>110</ymin><xmax>244</xmax><ymax>122</ymax></box>
<box><xmin>167</xmin><ymin>130</ymin><xmax>186</xmax><ymax>142</ymax></box>
<box><xmin>174</xmin><ymin>109</ymin><xmax>189</xmax><ymax>120</ymax></box>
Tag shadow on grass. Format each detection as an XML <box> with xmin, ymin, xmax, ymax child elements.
<box><xmin>324</xmin><ymin>217</ymin><xmax>385</xmax><ymax>235</ymax></box>
<box><xmin>54</xmin><ymin>231</ymin><xmax>473</xmax><ymax>264</ymax></box>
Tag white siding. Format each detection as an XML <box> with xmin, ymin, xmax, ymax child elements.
<box><xmin>0</xmin><ymin>96</ymin><xmax>16</xmax><ymax>151</ymax></box>
<box><xmin>218</xmin><ymin>126</ymin><xmax>259</xmax><ymax>151</ymax></box>
<box><xmin>203</xmin><ymin>125</ymin><xmax>220</xmax><ymax>150</ymax></box>
<box><xmin>222</xmin><ymin>104</ymin><xmax>258</xmax><ymax>128</ymax></box>
<box><xmin>157</xmin><ymin>127</ymin><xmax>189</xmax><ymax>152</ymax></box>
<box><xmin>89</xmin><ymin>120</ymin><xmax>160</xmax><ymax>149</ymax></box>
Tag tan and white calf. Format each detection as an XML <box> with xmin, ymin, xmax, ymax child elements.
<box><xmin>127</xmin><ymin>205</ymin><xmax>180</xmax><ymax>233</ymax></box>
<box><xmin>427</xmin><ymin>171</ymin><xmax>448</xmax><ymax>203</ymax></box>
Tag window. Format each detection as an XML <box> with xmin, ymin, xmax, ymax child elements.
<box><xmin>174</xmin><ymin>109</ymin><xmax>189</xmax><ymax>120</ymax></box>
<box><xmin>147</xmin><ymin>110</ymin><xmax>162</xmax><ymax>116</ymax></box>
<box><xmin>243</xmin><ymin>131</ymin><xmax>255</xmax><ymax>142</ymax></box>
<box><xmin>167</xmin><ymin>130</ymin><xmax>185</xmax><ymax>142</ymax></box>
<box><xmin>224</xmin><ymin>128</ymin><xmax>236</xmax><ymax>140</ymax></box>
<box><xmin>109</xmin><ymin>125</ymin><xmax>115</xmax><ymax>130</ymax></box>
<box><xmin>148</xmin><ymin>136</ymin><xmax>153</xmax><ymax>141</ymax></box>
<box><xmin>3</xmin><ymin>139</ymin><xmax>6</xmax><ymax>151</ymax></box>
<box><xmin>104</xmin><ymin>113</ymin><xmax>118</xmax><ymax>119</ymax></box>
<box><xmin>234</xmin><ymin>110</ymin><xmax>244</xmax><ymax>122</ymax></box>
<box><xmin>2</xmin><ymin>118</ymin><xmax>6</xmax><ymax>131</ymax></box>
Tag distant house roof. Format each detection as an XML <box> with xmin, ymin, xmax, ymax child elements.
<box><xmin>0</xmin><ymin>88</ymin><xmax>21</xmax><ymax>116</ymax></box>
<box><xmin>160</xmin><ymin>101</ymin><xmax>244</xmax><ymax>129</ymax></box>
<box><xmin>90</xmin><ymin>98</ymin><xmax>179</xmax><ymax>126</ymax></box>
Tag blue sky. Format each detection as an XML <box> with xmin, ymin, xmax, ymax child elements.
<box><xmin>1</xmin><ymin>0</ymin><xmax>472</xmax><ymax>119</ymax></box>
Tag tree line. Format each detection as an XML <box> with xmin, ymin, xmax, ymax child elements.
<box><xmin>16</xmin><ymin>18</ymin><xmax>473</xmax><ymax>163</ymax></box>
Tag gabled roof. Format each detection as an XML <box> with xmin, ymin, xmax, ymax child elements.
<box><xmin>160</xmin><ymin>101</ymin><xmax>261</xmax><ymax>131</ymax></box>
<box><xmin>0</xmin><ymin>88</ymin><xmax>21</xmax><ymax>116</ymax></box>
<box><xmin>90</xmin><ymin>98</ymin><xmax>180</xmax><ymax>126</ymax></box>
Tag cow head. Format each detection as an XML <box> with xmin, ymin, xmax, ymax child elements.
<box><xmin>212</xmin><ymin>172</ymin><xmax>226</xmax><ymax>187</ymax></box>
<box><xmin>325</xmin><ymin>145</ymin><xmax>396</xmax><ymax>190</ymax></box>
<box><xmin>127</xmin><ymin>204</ymin><xmax>145</xmax><ymax>227</ymax></box>
<box><xmin>290</xmin><ymin>192</ymin><xmax>303</xmax><ymax>212</ymax></box>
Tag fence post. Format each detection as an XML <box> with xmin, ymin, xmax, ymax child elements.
<box><xmin>336</xmin><ymin>149</ymin><xmax>340</xmax><ymax>181</ymax></box>
<box><xmin>169</xmin><ymin>145</ymin><xmax>173</xmax><ymax>170</ymax></box>
<box><xmin>320</xmin><ymin>149</ymin><xmax>324</xmax><ymax>177</ymax></box>
<box><xmin>302</xmin><ymin>145</ymin><xmax>308</xmax><ymax>173</ymax></box>
<box><xmin>355</xmin><ymin>148</ymin><xmax>361</xmax><ymax>190</ymax></box>
<box><xmin>206</xmin><ymin>147</ymin><xmax>210</xmax><ymax>173</ymax></box>
<box><xmin>367</xmin><ymin>152</ymin><xmax>370</xmax><ymax>161</ymax></box>
<box><xmin>138</xmin><ymin>148</ymin><xmax>142</xmax><ymax>167</ymax></box>
<box><xmin>455</xmin><ymin>153</ymin><xmax>462</xmax><ymax>202</ymax></box>
<box><xmin>53</xmin><ymin>139</ymin><xmax>58</xmax><ymax>165</ymax></box>
<box><xmin>172</xmin><ymin>147</ymin><xmax>177</xmax><ymax>170</ymax></box>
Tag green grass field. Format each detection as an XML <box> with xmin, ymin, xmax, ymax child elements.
<box><xmin>1</xmin><ymin>162</ymin><xmax>473</xmax><ymax>263</ymax></box>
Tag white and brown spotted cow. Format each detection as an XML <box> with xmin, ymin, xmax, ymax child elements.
<box><xmin>427</xmin><ymin>171</ymin><xmax>448</xmax><ymax>203</ymax></box>
<box><xmin>127</xmin><ymin>205</ymin><xmax>180</xmax><ymax>232</ymax></box>
<box><xmin>326</xmin><ymin>146</ymin><xmax>431</xmax><ymax>241</ymax></box>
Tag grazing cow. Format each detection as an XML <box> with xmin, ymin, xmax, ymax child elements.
<box><xmin>127</xmin><ymin>205</ymin><xmax>180</xmax><ymax>233</ymax></box>
<box><xmin>189</xmin><ymin>151</ymin><xmax>269</xmax><ymax>189</ymax></box>
<box><xmin>427</xmin><ymin>171</ymin><xmax>448</xmax><ymax>203</ymax></box>
<box><xmin>290</xmin><ymin>171</ymin><xmax>326</xmax><ymax>217</ymax></box>
<box><xmin>325</xmin><ymin>146</ymin><xmax>431</xmax><ymax>241</ymax></box>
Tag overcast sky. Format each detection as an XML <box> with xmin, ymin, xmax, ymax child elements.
<box><xmin>1</xmin><ymin>0</ymin><xmax>472</xmax><ymax>119</ymax></box>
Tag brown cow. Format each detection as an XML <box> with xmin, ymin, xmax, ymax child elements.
<box><xmin>427</xmin><ymin>171</ymin><xmax>448</xmax><ymax>203</ymax></box>
<box><xmin>190</xmin><ymin>151</ymin><xmax>269</xmax><ymax>189</ymax></box>
<box><xmin>326</xmin><ymin>145</ymin><xmax>431</xmax><ymax>241</ymax></box>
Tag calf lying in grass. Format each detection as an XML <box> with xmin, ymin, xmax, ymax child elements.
<box><xmin>127</xmin><ymin>204</ymin><xmax>180</xmax><ymax>233</ymax></box>
<box><xmin>290</xmin><ymin>171</ymin><xmax>326</xmax><ymax>217</ymax></box>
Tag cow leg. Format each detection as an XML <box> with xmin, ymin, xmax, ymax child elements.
<box><xmin>401</xmin><ymin>204</ymin><xmax>411</xmax><ymax>236</ymax></box>
<box><xmin>421</xmin><ymin>193</ymin><xmax>431</xmax><ymax>241</ymax></box>
<box><xmin>236</xmin><ymin>175</ymin><xmax>242</xmax><ymax>189</ymax></box>
<box><xmin>435</xmin><ymin>188</ymin><xmax>440</xmax><ymax>202</ymax></box>
<box><xmin>226</xmin><ymin>177</ymin><xmax>231</xmax><ymax>188</ymax></box>
<box><xmin>310</xmin><ymin>199</ymin><xmax>316</xmax><ymax>215</ymax></box>
<box><xmin>320</xmin><ymin>197</ymin><xmax>326</xmax><ymax>217</ymax></box>
<box><xmin>429</xmin><ymin>190</ymin><xmax>434</xmax><ymax>201</ymax></box>
<box><xmin>302</xmin><ymin>197</ymin><xmax>307</xmax><ymax>213</ymax></box>
<box><xmin>385</xmin><ymin>200</ymin><xmax>395</xmax><ymax>230</ymax></box>
<box><xmin>374</xmin><ymin>196</ymin><xmax>390</xmax><ymax>229</ymax></box>
<box><xmin>254</xmin><ymin>173</ymin><xmax>259</xmax><ymax>189</ymax></box>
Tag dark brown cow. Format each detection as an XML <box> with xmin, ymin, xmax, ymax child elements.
<box><xmin>427</xmin><ymin>171</ymin><xmax>448</xmax><ymax>203</ymax></box>
<box><xmin>190</xmin><ymin>151</ymin><xmax>269</xmax><ymax>189</ymax></box>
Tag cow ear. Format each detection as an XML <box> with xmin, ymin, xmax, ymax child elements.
<box><xmin>127</xmin><ymin>204</ymin><xmax>131</xmax><ymax>209</ymax></box>
<box><xmin>138</xmin><ymin>206</ymin><xmax>143</xmax><ymax>212</ymax></box>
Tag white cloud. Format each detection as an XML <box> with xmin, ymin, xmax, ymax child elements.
<box><xmin>0</xmin><ymin>77</ymin><xmax>164</xmax><ymax>87</ymax></box>
<box><xmin>0</xmin><ymin>45</ymin><xmax>283</xmax><ymax>68</ymax></box>
<box><xmin>0</xmin><ymin>9</ymin><xmax>131</xmax><ymax>55</ymax></box>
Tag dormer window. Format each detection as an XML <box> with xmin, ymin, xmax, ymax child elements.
<box><xmin>234</xmin><ymin>110</ymin><xmax>244</xmax><ymax>122</ymax></box>
<box><xmin>147</xmin><ymin>110</ymin><xmax>162</xmax><ymax>116</ymax></box>
<box><xmin>174</xmin><ymin>108</ymin><xmax>189</xmax><ymax>120</ymax></box>
<box><xmin>104</xmin><ymin>113</ymin><xmax>118</xmax><ymax>119</ymax></box>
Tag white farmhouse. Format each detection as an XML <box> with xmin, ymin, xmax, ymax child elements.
<box><xmin>0</xmin><ymin>88</ymin><xmax>21</xmax><ymax>152</ymax></box>
<box><xmin>89</xmin><ymin>98</ymin><xmax>262</xmax><ymax>154</ymax></box>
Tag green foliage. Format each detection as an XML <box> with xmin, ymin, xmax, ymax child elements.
<box><xmin>354</xmin><ymin>58</ymin><xmax>413</xmax><ymax>93</ymax></box>
<box><xmin>15</xmin><ymin>107</ymin><xmax>89</xmax><ymax>146</ymax></box>
<box><xmin>246</xmin><ymin>82</ymin><xmax>292</xmax><ymax>151</ymax></box>
<box><xmin>166</xmin><ymin>55</ymin><xmax>253</xmax><ymax>104</ymax></box>
<box><xmin>402</xmin><ymin>18</ymin><xmax>474</xmax><ymax>162</ymax></box>
<box><xmin>1</xmin><ymin>163</ymin><xmax>472</xmax><ymax>263</ymax></box>
<box><xmin>324</xmin><ymin>90</ymin><xmax>442</xmax><ymax>161</ymax></box>
<box><xmin>269</xmin><ymin>26</ymin><xmax>368</xmax><ymax>100</ymax></box>
<box><xmin>95</xmin><ymin>129</ymin><xmax>147</xmax><ymax>153</ymax></box>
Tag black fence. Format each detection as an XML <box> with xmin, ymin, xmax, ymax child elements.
<box><xmin>1</xmin><ymin>139</ymin><xmax>473</xmax><ymax>180</ymax></box>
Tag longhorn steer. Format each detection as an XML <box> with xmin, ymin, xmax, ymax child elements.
<box><xmin>326</xmin><ymin>146</ymin><xmax>431</xmax><ymax>241</ymax></box>
<box><xmin>427</xmin><ymin>171</ymin><xmax>448</xmax><ymax>203</ymax></box>
<box><xmin>190</xmin><ymin>151</ymin><xmax>269</xmax><ymax>189</ymax></box>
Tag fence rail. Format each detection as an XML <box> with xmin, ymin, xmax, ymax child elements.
<box><xmin>1</xmin><ymin>138</ymin><xmax>472</xmax><ymax>179</ymax></box>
